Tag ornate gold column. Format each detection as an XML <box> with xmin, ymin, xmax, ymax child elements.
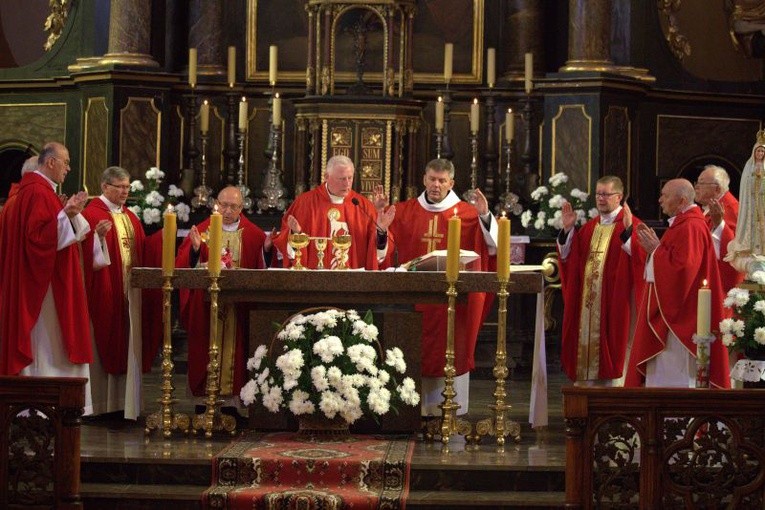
<box><xmin>501</xmin><ymin>0</ymin><xmax>544</xmax><ymax>83</ymax></box>
<box><xmin>100</xmin><ymin>0</ymin><xmax>159</xmax><ymax>67</ymax></box>
<box><xmin>189</xmin><ymin>0</ymin><xmax>225</xmax><ymax>76</ymax></box>
<box><xmin>560</xmin><ymin>0</ymin><xmax>614</xmax><ymax>72</ymax></box>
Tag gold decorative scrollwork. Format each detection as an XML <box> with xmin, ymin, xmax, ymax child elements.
<box><xmin>657</xmin><ymin>0</ymin><xmax>691</xmax><ymax>60</ymax></box>
<box><xmin>43</xmin><ymin>0</ymin><xmax>72</xmax><ymax>52</ymax></box>
<box><xmin>541</xmin><ymin>251</ymin><xmax>561</xmax><ymax>331</ymax></box>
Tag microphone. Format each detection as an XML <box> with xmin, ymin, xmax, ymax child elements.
<box><xmin>351</xmin><ymin>197</ymin><xmax>385</xmax><ymax>232</ymax></box>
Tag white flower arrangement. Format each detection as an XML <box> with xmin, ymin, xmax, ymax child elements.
<box><xmin>241</xmin><ymin>309</ymin><xmax>420</xmax><ymax>424</ymax></box>
<box><xmin>127</xmin><ymin>167</ymin><xmax>190</xmax><ymax>226</ymax></box>
<box><xmin>521</xmin><ymin>172</ymin><xmax>595</xmax><ymax>237</ymax></box>
<box><xmin>719</xmin><ymin>287</ymin><xmax>765</xmax><ymax>354</ymax></box>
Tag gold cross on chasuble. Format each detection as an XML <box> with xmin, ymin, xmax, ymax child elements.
<box><xmin>576</xmin><ymin>222</ymin><xmax>616</xmax><ymax>381</ymax></box>
<box><xmin>421</xmin><ymin>215</ymin><xmax>445</xmax><ymax>252</ymax></box>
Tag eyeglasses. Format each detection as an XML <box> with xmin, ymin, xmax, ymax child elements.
<box><xmin>694</xmin><ymin>181</ymin><xmax>716</xmax><ymax>187</ymax></box>
<box><xmin>52</xmin><ymin>157</ymin><xmax>70</xmax><ymax>168</ymax></box>
<box><xmin>217</xmin><ymin>202</ymin><xmax>243</xmax><ymax>211</ymax></box>
<box><xmin>595</xmin><ymin>192</ymin><xmax>621</xmax><ymax>198</ymax></box>
<box><xmin>105</xmin><ymin>183</ymin><xmax>131</xmax><ymax>191</ymax></box>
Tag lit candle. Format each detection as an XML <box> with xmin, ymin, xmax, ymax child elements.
<box><xmin>162</xmin><ymin>205</ymin><xmax>177</xmax><ymax>276</ymax></box>
<box><xmin>524</xmin><ymin>52</ymin><xmax>533</xmax><ymax>94</ymax></box>
<box><xmin>272</xmin><ymin>93</ymin><xmax>282</xmax><ymax>127</ymax></box>
<box><xmin>470</xmin><ymin>98</ymin><xmax>480</xmax><ymax>134</ymax></box>
<box><xmin>227</xmin><ymin>45</ymin><xmax>236</xmax><ymax>87</ymax></box>
<box><xmin>446</xmin><ymin>208</ymin><xmax>461</xmax><ymax>282</ymax></box>
<box><xmin>435</xmin><ymin>96</ymin><xmax>444</xmax><ymax>131</ymax></box>
<box><xmin>200</xmin><ymin>99</ymin><xmax>209</xmax><ymax>133</ymax></box>
<box><xmin>443</xmin><ymin>43</ymin><xmax>453</xmax><ymax>83</ymax></box>
<box><xmin>188</xmin><ymin>48</ymin><xmax>197</xmax><ymax>88</ymax></box>
<box><xmin>497</xmin><ymin>213</ymin><xmax>510</xmax><ymax>281</ymax></box>
<box><xmin>697</xmin><ymin>279</ymin><xmax>711</xmax><ymax>336</ymax></box>
<box><xmin>505</xmin><ymin>108</ymin><xmax>514</xmax><ymax>143</ymax></box>
<box><xmin>238</xmin><ymin>96</ymin><xmax>248</xmax><ymax>131</ymax></box>
<box><xmin>486</xmin><ymin>47</ymin><xmax>496</xmax><ymax>88</ymax></box>
<box><xmin>208</xmin><ymin>205</ymin><xmax>223</xmax><ymax>276</ymax></box>
<box><xmin>269</xmin><ymin>45</ymin><xmax>278</xmax><ymax>85</ymax></box>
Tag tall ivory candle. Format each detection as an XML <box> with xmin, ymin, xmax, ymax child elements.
<box><xmin>208</xmin><ymin>206</ymin><xmax>222</xmax><ymax>276</ymax></box>
<box><xmin>446</xmin><ymin>208</ymin><xmax>461</xmax><ymax>282</ymax></box>
<box><xmin>505</xmin><ymin>108</ymin><xmax>514</xmax><ymax>143</ymax></box>
<box><xmin>435</xmin><ymin>97</ymin><xmax>444</xmax><ymax>131</ymax></box>
<box><xmin>200</xmin><ymin>100</ymin><xmax>209</xmax><ymax>133</ymax></box>
<box><xmin>487</xmin><ymin>47</ymin><xmax>496</xmax><ymax>88</ymax></box>
<box><xmin>162</xmin><ymin>205</ymin><xmax>177</xmax><ymax>276</ymax></box>
<box><xmin>470</xmin><ymin>98</ymin><xmax>480</xmax><ymax>134</ymax></box>
<box><xmin>697</xmin><ymin>279</ymin><xmax>711</xmax><ymax>336</ymax></box>
<box><xmin>272</xmin><ymin>93</ymin><xmax>282</xmax><ymax>126</ymax></box>
<box><xmin>443</xmin><ymin>43</ymin><xmax>453</xmax><ymax>83</ymax></box>
<box><xmin>188</xmin><ymin>48</ymin><xmax>197</xmax><ymax>88</ymax></box>
<box><xmin>497</xmin><ymin>213</ymin><xmax>510</xmax><ymax>281</ymax></box>
<box><xmin>238</xmin><ymin>97</ymin><xmax>248</xmax><ymax>131</ymax></box>
<box><xmin>524</xmin><ymin>52</ymin><xmax>533</xmax><ymax>94</ymax></box>
<box><xmin>269</xmin><ymin>45</ymin><xmax>278</xmax><ymax>85</ymax></box>
<box><xmin>227</xmin><ymin>46</ymin><xmax>236</xmax><ymax>87</ymax></box>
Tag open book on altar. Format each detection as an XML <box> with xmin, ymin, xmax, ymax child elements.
<box><xmin>400</xmin><ymin>249</ymin><xmax>480</xmax><ymax>272</ymax></box>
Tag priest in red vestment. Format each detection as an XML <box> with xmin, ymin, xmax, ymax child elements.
<box><xmin>0</xmin><ymin>155</ymin><xmax>40</xmax><ymax>234</ymax></box>
<box><xmin>176</xmin><ymin>186</ymin><xmax>267</xmax><ymax>412</ymax></box>
<box><xmin>271</xmin><ymin>155</ymin><xmax>395</xmax><ymax>270</ymax></box>
<box><xmin>694</xmin><ymin>164</ymin><xmax>744</xmax><ymax>293</ymax></box>
<box><xmin>387</xmin><ymin>158</ymin><xmax>498</xmax><ymax>415</ymax></box>
<box><xmin>626</xmin><ymin>179</ymin><xmax>730</xmax><ymax>388</ymax></box>
<box><xmin>81</xmin><ymin>166</ymin><xmax>149</xmax><ymax>420</ymax></box>
<box><xmin>558</xmin><ymin>176</ymin><xmax>647</xmax><ymax>385</ymax></box>
<box><xmin>0</xmin><ymin>142</ymin><xmax>99</xmax><ymax>413</ymax></box>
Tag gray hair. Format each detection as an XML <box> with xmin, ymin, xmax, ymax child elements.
<box><xmin>21</xmin><ymin>155</ymin><xmax>38</xmax><ymax>175</ymax></box>
<box><xmin>38</xmin><ymin>142</ymin><xmax>65</xmax><ymax>167</ymax></box>
<box><xmin>425</xmin><ymin>158</ymin><xmax>455</xmax><ymax>179</ymax></box>
<box><xmin>326</xmin><ymin>155</ymin><xmax>355</xmax><ymax>176</ymax></box>
<box><xmin>703</xmin><ymin>164</ymin><xmax>730</xmax><ymax>193</ymax></box>
<box><xmin>677</xmin><ymin>178</ymin><xmax>696</xmax><ymax>204</ymax></box>
<box><xmin>101</xmin><ymin>166</ymin><xmax>131</xmax><ymax>185</ymax></box>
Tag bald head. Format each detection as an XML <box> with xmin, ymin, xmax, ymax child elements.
<box><xmin>660</xmin><ymin>178</ymin><xmax>695</xmax><ymax>217</ymax></box>
<box><xmin>216</xmin><ymin>186</ymin><xmax>244</xmax><ymax>225</ymax></box>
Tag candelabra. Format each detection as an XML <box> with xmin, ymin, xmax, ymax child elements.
<box><xmin>192</xmin><ymin>132</ymin><xmax>213</xmax><ymax>209</ymax></box>
<box><xmin>462</xmin><ymin>131</ymin><xmax>479</xmax><ymax>204</ymax></box>
<box><xmin>435</xmin><ymin>129</ymin><xmax>444</xmax><ymax>159</ymax></box>
<box><xmin>497</xmin><ymin>140</ymin><xmax>522</xmax><ymax>216</ymax></box>
<box><xmin>263</xmin><ymin>90</ymin><xmax>276</xmax><ymax>159</ymax></box>
<box><xmin>236</xmin><ymin>129</ymin><xmax>253</xmax><ymax>212</ymax></box>
<box><xmin>521</xmin><ymin>93</ymin><xmax>534</xmax><ymax>176</ymax></box>
<box><xmin>482</xmin><ymin>91</ymin><xmax>498</xmax><ymax>203</ymax></box>
<box><xmin>437</xmin><ymin>89</ymin><xmax>455</xmax><ymax>160</ymax></box>
<box><xmin>144</xmin><ymin>275</ymin><xmax>190</xmax><ymax>437</ymax></box>
<box><xmin>184</xmin><ymin>94</ymin><xmax>200</xmax><ymax>194</ymax></box>
<box><xmin>223</xmin><ymin>92</ymin><xmax>240</xmax><ymax>185</ymax></box>
<box><xmin>257</xmin><ymin>122</ymin><xmax>287</xmax><ymax>212</ymax></box>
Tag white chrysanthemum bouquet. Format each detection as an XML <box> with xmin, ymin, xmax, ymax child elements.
<box><xmin>240</xmin><ymin>308</ymin><xmax>420</xmax><ymax>424</ymax></box>
<box><xmin>719</xmin><ymin>284</ymin><xmax>765</xmax><ymax>355</ymax></box>
<box><xmin>520</xmin><ymin>172</ymin><xmax>596</xmax><ymax>237</ymax></box>
<box><xmin>127</xmin><ymin>166</ymin><xmax>191</xmax><ymax>226</ymax></box>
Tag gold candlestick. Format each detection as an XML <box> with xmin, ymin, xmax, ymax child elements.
<box><xmin>145</xmin><ymin>275</ymin><xmax>190</xmax><ymax>437</ymax></box>
<box><xmin>192</xmin><ymin>275</ymin><xmax>237</xmax><ymax>437</ymax></box>
<box><xmin>475</xmin><ymin>277</ymin><xmax>521</xmax><ymax>448</ymax></box>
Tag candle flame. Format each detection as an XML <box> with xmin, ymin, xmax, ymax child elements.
<box><xmin>500</xmin><ymin>211</ymin><xmax>506</xmax><ymax>218</ymax></box>
<box><xmin>213</xmin><ymin>204</ymin><xmax>219</xmax><ymax>213</ymax></box>
<box><xmin>241</xmin><ymin>96</ymin><xmax>246</xmax><ymax>102</ymax></box>
<box><xmin>275</xmin><ymin>92</ymin><xmax>280</xmax><ymax>98</ymax></box>
<box><xmin>438</xmin><ymin>96</ymin><xmax>442</xmax><ymax>102</ymax></box>
<box><xmin>702</xmin><ymin>279</ymin><xmax>708</xmax><ymax>287</ymax></box>
<box><xmin>473</xmin><ymin>98</ymin><xmax>478</xmax><ymax>104</ymax></box>
<box><xmin>453</xmin><ymin>207</ymin><xmax>458</xmax><ymax>217</ymax></box>
<box><xmin>203</xmin><ymin>99</ymin><xmax>208</xmax><ymax>106</ymax></box>
<box><xmin>166</xmin><ymin>204</ymin><xmax>174</xmax><ymax>214</ymax></box>
<box><xmin>508</xmin><ymin>108</ymin><xmax>512</xmax><ymax>114</ymax></box>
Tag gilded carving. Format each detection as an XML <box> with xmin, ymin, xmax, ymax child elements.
<box><xmin>43</xmin><ymin>0</ymin><xmax>71</xmax><ymax>52</ymax></box>
<box><xmin>657</xmin><ymin>0</ymin><xmax>691</xmax><ymax>60</ymax></box>
<box><xmin>725</xmin><ymin>0</ymin><xmax>765</xmax><ymax>57</ymax></box>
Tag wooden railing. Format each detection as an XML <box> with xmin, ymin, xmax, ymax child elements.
<box><xmin>563</xmin><ymin>386</ymin><xmax>765</xmax><ymax>509</ymax></box>
<box><xmin>0</xmin><ymin>376</ymin><xmax>86</xmax><ymax>509</ymax></box>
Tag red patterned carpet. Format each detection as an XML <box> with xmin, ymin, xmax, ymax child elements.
<box><xmin>203</xmin><ymin>431</ymin><xmax>415</xmax><ymax>509</ymax></box>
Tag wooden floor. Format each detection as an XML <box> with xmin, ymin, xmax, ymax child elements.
<box><xmin>79</xmin><ymin>368</ymin><xmax>568</xmax><ymax>509</ymax></box>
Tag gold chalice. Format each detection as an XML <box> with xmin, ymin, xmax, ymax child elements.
<box><xmin>314</xmin><ymin>237</ymin><xmax>329</xmax><ymax>269</ymax></box>
<box><xmin>288</xmin><ymin>233</ymin><xmax>311</xmax><ymax>270</ymax></box>
<box><xmin>331</xmin><ymin>234</ymin><xmax>352</xmax><ymax>270</ymax></box>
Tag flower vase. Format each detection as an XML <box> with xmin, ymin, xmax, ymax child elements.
<box><xmin>296</xmin><ymin>413</ymin><xmax>350</xmax><ymax>440</ymax></box>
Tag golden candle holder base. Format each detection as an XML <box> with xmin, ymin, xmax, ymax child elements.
<box><xmin>331</xmin><ymin>234</ymin><xmax>351</xmax><ymax>270</ymax></box>
<box><xmin>191</xmin><ymin>404</ymin><xmax>237</xmax><ymax>437</ymax></box>
<box><xmin>422</xmin><ymin>416</ymin><xmax>476</xmax><ymax>450</ymax></box>
<box><xmin>144</xmin><ymin>275</ymin><xmax>190</xmax><ymax>437</ymax></box>
<box><xmin>288</xmin><ymin>233</ymin><xmax>311</xmax><ymax>270</ymax></box>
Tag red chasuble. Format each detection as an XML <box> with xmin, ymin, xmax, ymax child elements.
<box><xmin>558</xmin><ymin>210</ymin><xmax>647</xmax><ymax>381</ymax></box>
<box><xmin>0</xmin><ymin>172</ymin><xmax>92</xmax><ymax>375</ymax></box>
<box><xmin>176</xmin><ymin>215</ymin><xmax>266</xmax><ymax>396</ymax></box>
<box><xmin>705</xmin><ymin>191</ymin><xmax>744</xmax><ymax>293</ymax></box>
<box><xmin>388</xmin><ymin>194</ymin><xmax>491</xmax><ymax>377</ymax></box>
<box><xmin>271</xmin><ymin>185</ymin><xmax>391</xmax><ymax>270</ymax></box>
<box><xmin>625</xmin><ymin>207</ymin><xmax>730</xmax><ymax>388</ymax></box>
<box><xmin>81</xmin><ymin>198</ymin><xmax>146</xmax><ymax>374</ymax></box>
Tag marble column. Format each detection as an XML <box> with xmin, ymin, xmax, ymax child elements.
<box><xmin>189</xmin><ymin>0</ymin><xmax>225</xmax><ymax>76</ymax></box>
<box><xmin>100</xmin><ymin>0</ymin><xmax>158</xmax><ymax>67</ymax></box>
<box><xmin>501</xmin><ymin>0</ymin><xmax>543</xmax><ymax>84</ymax></box>
<box><xmin>560</xmin><ymin>0</ymin><xmax>614</xmax><ymax>72</ymax></box>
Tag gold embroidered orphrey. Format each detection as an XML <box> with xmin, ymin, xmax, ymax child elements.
<box><xmin>421</xmin><ymin>215</ymin><xmax>445</xmax><ymax>253</ymax></box>
<box><xmin>576</xmin><ymin>223</ymin><xmax>616</xmax><ymax>381</ymax></box>
<box><xmin>110</xmin><ymin>211</ymin><xmax>136</xmax><ymax>297</ymax></box>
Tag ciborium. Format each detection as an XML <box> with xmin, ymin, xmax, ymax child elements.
<box><xmin>314</xmin><ymin>237</ymin><xmax>329</xmax><ymax>269</ymax></box>
<box><xmin>332</xmin><ymin>234</ymin><xmax>352</xmax><ymax>270</ymax></box>
<box><xmin>288</xmin><ymin>232</ymin><xmax>311</xmax><ymax>270</ymax></box>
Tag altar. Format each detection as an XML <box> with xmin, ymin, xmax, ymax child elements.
<box><xmin>132</xmin><ymin>267</ymin><xmax>546</xmax><ymax>433</ymax></box>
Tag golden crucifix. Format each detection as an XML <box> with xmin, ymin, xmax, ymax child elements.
<box><xmin>421</xmin><ymin>215</ymin><xmax>445</xmax><ymax>252</ymax></box>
